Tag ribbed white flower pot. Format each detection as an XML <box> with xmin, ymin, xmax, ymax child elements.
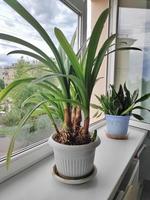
<box><xmin>49</xmin><ymin>134</ymin><xmax>100</xmax><ymax>178</ymax></box>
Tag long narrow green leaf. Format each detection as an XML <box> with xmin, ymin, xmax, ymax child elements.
<box><xmin>58</xmin><ymin>30</ymin><xmax>76</xmax><ymax>76</ymax></box>
<box><xmin>76</xmin><ymin>38</ymin><xmax>90</xmax><ymax>57</ymax></box>
<box><xmin>95</xmin><ymin>94</ymin><xmax>102</xmax><ymax>102</ymax></box>
<box><xmin>106</xmin><ymin>47</ymin><xmax>142</xmax><ymax>56</ymax></box>
<box><xmin>8</xmin><ymin>51</ymin><xmax>67</xmax><ymax>95</ymax></box>
<box><xmin>54</xmin><ymin>28</ymin><xmax>83</xmax><ymax>79</ymax></box>
<box><xmin>44</xmin><ymin>80</ymin><xmax>63</xmax><ymax>94</ymax></box>
<box><xmin>8</xmin><ymin>50</ymin><xmax>57</xmax><ymax>71</ymax></box>
<box><xmin>81</xmin><ymin>47</ymin><xmax>88</xmax><ymax>74</ymax></box>
<box><xmin>19</xmin><ymin>101</ymin><xmax>47</xmax><ymax>128</ymax></box>
<box><xmin>6</xmin><ymin>100</ymin><xmax>46</xmax><ymax>168</ymax></box>
<box><xmin>131</xmin><ymin>89</ymin><xmax>139</xmax><ymax>103</ymax></box>
<box><xmin>21</xmin><ymin>94</ymin><xmax>41</xmax><ymax>108</ymax></box>
<box><xmin>92</xmin><ymin>110</ymin><xmax>99</xmax><ymax>118</ymax></box>
<box><xmin>33</xmin><ymin>73</ymin><xmax>62</xmax><ymax>83</ymax></box>
<box><xmin>42</xmin><ymin>104</ymin><xmax>60</xmax><ymax>133</ymax></box>
<box><xmin>6</xmin><ymin>135</ymin><xmax>16</xmax><ymax>169</ymax></box>
<box><xmin>37</xmin><ymin>82</ymin><xmax>62</xmax><ymax>98</ymax></box>
<box><xmin>132</xmin><ymin>106</ymin><xmax>150</xmax><ymax>112</ymax></box>
<box><xmin>0</xmin><ymin>78</ymin><xmax>35</xmax><ymax>102</ymax></box>
<box><xmin>135</xmin><ymin>93</ymin><xmax>150</xmax><ymax>103</ymax></box>
<box><xmin>70</xmin><ymin>29</ymin><xmax>77</xmax><ymax>48</ymax></box>
<box><xmin>0</xmin><ymin>33</ymin><xmax>52</xmax><ymax>62</ymax></box>
<box><xmin>58</xmin><ymin>46</ymin><xmax>66</xmax><ymax>67</ymax></box>
<box><xmin>38</xmin><ymin>73</ymin><xmax>88</xmax><ymax>110</ymax></box>
<box><xmin>132</xmin><ymin>113</ymin><xmax>144</xmax><ymax>120</ymax></box>
<box><xmin>41</xmin><ymin>94</ymin><xmax>88</xmax><ymax>117</ymax></box>
<box><xmin>34</xmin><ymin>73</ymin><xmax>69</xmax><ymax>100</ymax></box>
<box><xmin>110</xmin><ymin>85</ymin><xmax>118</xmax><ymax>97</ymax></box>
<box><xmin>68</xmin><ymin>75</ymin><xmax>88</xmax><ymax>108</ymax></box>
<box><xmin>90</xmin><ymin>103</ymin><xmax>102</xmax><ymax>109</ymax></box>
<box><xmin>90</xmin><ymin>34</ymin><xmax>116</xmax><ymax>95</ymax></box>
<box><xmin>85</xmin><ymin>8</ymin><xmax>109</xmax><ymax>86</ymax></box>
<box><xmin>23</xmin><ymin>65</ymin><xmax>52</xmax><ymax>74</ymax></box>
<box><xmin>38</xmin><ymin>83</ymin><xmax>64</xmax><ymax>99</ymax></box>
<box><xmin>121</xmin><ymin>104</ymin><xmax>134</xmax><ymax>115</ymax></box>
<box><xmin>124</xmin><ymin>83</ymin><xmax>130</xmax><ymax>101</ymax></box>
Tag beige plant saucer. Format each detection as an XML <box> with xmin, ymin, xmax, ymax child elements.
<box><xmin>106</xmin><ymin>133</ymin><xmax>128</xmax><ymax>140</ymax></box>
<box><xmin>52</xmin><ymin>164</ymin><xmax>97</xmax><ymax>185</ymax></box>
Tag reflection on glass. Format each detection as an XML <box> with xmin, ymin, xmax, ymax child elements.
<box><xmin>0</xmin><ymin>0</ymin><xmax>78</xmax><ymax>157</ymax></box>
<box><xmin>115</xmin><ymin>0</ymin><xmax>150</xmax><ymax>123</ymax></box>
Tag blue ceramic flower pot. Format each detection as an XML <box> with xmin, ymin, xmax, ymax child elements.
<box><xmin>105</xmin><ymin>115</ymin><xmax>130</xmax><ymax>137</ymax></box>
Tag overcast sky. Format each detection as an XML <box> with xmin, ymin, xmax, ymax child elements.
<box><xmin>0</xmin><ymin>0</ymin><xmax>77</xmax><ymax>67</ymax></box>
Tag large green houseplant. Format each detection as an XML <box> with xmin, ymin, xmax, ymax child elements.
<box><xmin>92</xmin><ymin>84</ymin><xmax>150</xmax><ymax>139</ymax></box>
<box><xmin>0</xmin><ymin>0</ymin><xmax>141</xmax><ymax>180</ymax></box>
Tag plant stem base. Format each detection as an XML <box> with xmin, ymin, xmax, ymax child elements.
<box><xmin>106</xmin><ymin>133</ymin><xmax>128</xmax><ymax>140</ymax></box>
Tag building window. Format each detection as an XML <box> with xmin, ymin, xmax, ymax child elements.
<box><xmin>114</xmin><ymin>0</ymin><xmax>150</xmax><ymax>124</ymax></box>
<box><xmin>0</xmin><ymin>0</ymin><xmax>79</xmax><ymax>159</ymax></box>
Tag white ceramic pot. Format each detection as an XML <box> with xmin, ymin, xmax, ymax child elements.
<box><xmin>49</xmin><ymin>134</ymin><xmax>100</xmax><ymax>178</ymax></box>
<box><xmin>105</xmin><ymin>114</ymin><xmax>130</xmax><ymax>137</ymax></box>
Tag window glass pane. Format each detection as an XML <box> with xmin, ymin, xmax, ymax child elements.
<box><xmin>0</xmin><ymin>0</ymin><xmax>78</xmax><ymax>158</ymax></box>
<box><xmin>115</xmin><ymin>0</ymin><xmax>150</xmax><ymax>124</ymax></box>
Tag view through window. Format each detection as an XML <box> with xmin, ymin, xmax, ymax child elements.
<box><xmin>0</xmin><ymin>0</ymin><xmax>78</xmax><ymax>158</ymax></box>
<box><xmin>115</xmin><ymin>0</ymin><xmax>150</xmax><ymax>124</ymax></box>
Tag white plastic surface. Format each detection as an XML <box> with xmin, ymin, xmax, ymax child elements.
<box><xmin>0</xmin><ymin>126</ymin><xmax>147</xmax><ymax>200</ymax></box>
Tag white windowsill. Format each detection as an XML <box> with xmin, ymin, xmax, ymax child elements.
<box><xmin>0</xmin><ymin>119</ymin><xmax>105</xmax><ymax>183</ymax></box>
<box><xmin>0</xmin><ymin>141</ymin><xmax>53</xmax><ymax>183</ymax></box>
<box><xmin>0</xmin><ymin>125</ymin><xmax>147</xmax><ymax>200</ymax></box>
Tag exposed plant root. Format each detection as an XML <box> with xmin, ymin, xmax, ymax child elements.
<box><xmin>54</xmin><ymin>128</ymin><xmax>91</xmax><ymax>145</ymax></box>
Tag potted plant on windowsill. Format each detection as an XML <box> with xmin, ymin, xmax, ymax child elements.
<box><xmin>91</xmin><ymin>84</ymin><xmax>150</xmax><ymax>140</ymax></box>
<box><xmin>0</xmin><ymin>0</ymin><xmax>141</xmax><ymax>182</ymax></box>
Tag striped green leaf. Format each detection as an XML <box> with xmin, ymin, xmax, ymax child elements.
<box><xmin>135</xmin><ymin>93</ymin><xmax>150</xmax><ymax>104</ymax></box>
<box><xmin>132</xmin><ymin>113</ymin><xmax>144</xmax><ymax>120</ymax></box>
<box><xmin>132</xmin><ymin>106</ymin><xmax>150</xmax><ymax>112</ymax></box>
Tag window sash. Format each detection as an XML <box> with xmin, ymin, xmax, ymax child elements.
<box><xmin>108</xmin><ymin>0</ymin><xmax>150</xmax><ymax>130</ymax></box>
<box><xmin>0</xmin><ymin>0</ymin><xmax>86</xmax><ymax>182</ymax></box>
<box><xmin>61</xmin><ymin>0</ymin><xmax>87</xmax><ymax>46</ymax></box>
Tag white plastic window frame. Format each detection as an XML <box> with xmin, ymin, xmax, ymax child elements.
<box><xmin>108</xmin><ymin>0</ymin><xmax>150</xmax><ymax>130</ymax></box>
<box><xmin>0</xmin><ymin>0</ymin><xmax>87</xmax><ymax>183</ymax></box>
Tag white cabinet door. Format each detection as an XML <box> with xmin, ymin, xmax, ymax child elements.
<box><xmin>114</xmin><ymin>159</ymin><xmax>140</xmax><ymax>200</ymax></box>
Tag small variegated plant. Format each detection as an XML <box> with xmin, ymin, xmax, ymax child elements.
<box><xmin>0</xmin><ymin>0</ymin><xmax>141</xmax><ymax>167</ymax></box>
<box><xmin>91</xmin><ymin>84</ymin><xmax>150</xmax><ymax>120</ymax></box>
